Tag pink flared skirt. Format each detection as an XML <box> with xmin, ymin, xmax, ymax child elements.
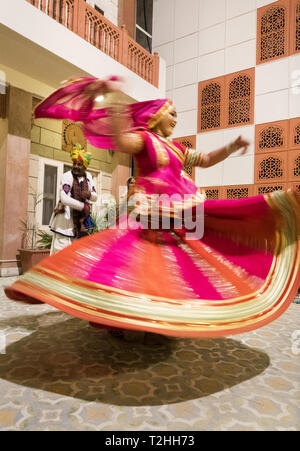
<box><xmin>5</xmin><ymin>191</ymin><xmax>300</xmax><ymax>338</ymax></box>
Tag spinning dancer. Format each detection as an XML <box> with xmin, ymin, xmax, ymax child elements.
<box><xmin>5</xmin><ymin>76</ymin><xmax>300</xmax><ymax>339</ymax></box>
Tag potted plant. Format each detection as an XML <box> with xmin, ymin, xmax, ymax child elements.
<box><xmin>36</xmin><ymin>230</ymin><xmax>53</xmax><ymax>249</ymax></box>
<box><xmin>18</xmin><ymin>195</ymin><xmax>116</xmax><ymax>273</ymax></box>
<box><xmin>18</xmin><ymin>191</ymin><xmax>52</xmax><ymax>273</ymax></box>
<box><xmin>87</xmin><ymin>203</ymin><xmax>117</xmax><ymax>235</ymax></box>
<box><xmin>18</xmin><ymin>219</ymin><xmax>52</xmax><ymax>273</ymax></box>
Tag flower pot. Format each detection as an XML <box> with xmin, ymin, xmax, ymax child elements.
<box><xmin>18</xmin><ymin>248</ymin><xmax>50</xmax><ymax>274</ymax></box>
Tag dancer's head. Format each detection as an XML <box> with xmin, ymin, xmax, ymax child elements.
<box><xmin>71</xmin><ymin>143</ymin><xmax>91</xmax><ymax>177</ymax></box>
<box><xmin>150</xmin><ymin>102</ymin><xmax>177</xmax><ymax>138</ymax></box>
<box><xmin>130</xmin><ymin>99</ymin><xmax>177</xmax><ymax>138</ymax></box>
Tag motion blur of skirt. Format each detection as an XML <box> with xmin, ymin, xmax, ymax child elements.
<box><xmin>5</xmin><ymin>191</ymin><xmax>300</xmax><ymax>338</ymax></box>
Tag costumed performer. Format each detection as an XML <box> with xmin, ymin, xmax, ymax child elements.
<box><xmin>49</xmin><ymin>143</ymin><xmax>98</xmax><ymax>254</ymax></box>
<box><xmin>4</xmin><ymin>76</ymin><xmax>300</xmax><ymax>342</ymax></box>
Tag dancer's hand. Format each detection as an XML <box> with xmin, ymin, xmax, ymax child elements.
<box><xmin>84</xmin><ymin>80</ymin><xmax>108</xmax><ymax>98</ymax></box>
<box><xmin>85</xmin><ymin>77</ymin><xmax>123</xmax><ymax>99</ymax></box>
<box><xmin>227</xmin><ymin>135</ymin><xmax>250</xmax><ymax>155</ymax></box>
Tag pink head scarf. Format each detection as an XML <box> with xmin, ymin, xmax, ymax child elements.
<box><xmin>34</xmin><ymin>77</ymin><xmax>173</xmax><ymax>150</ymax></box>
<box><xmin>129</xmin><ymin>99</ymin><xmax>173</xmax><ymax>129</ymax></box>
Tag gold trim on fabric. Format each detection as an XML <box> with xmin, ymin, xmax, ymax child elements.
<box><xmin>163</xmin><ymin>138</ymin><xmax>185</xmax><ymax>163</ymax></box>
<box><xmin>184</xmin><ymin>148</ymin><xmax>203</xmax><ymax>167</ymax></box>
<box><xmin>148</xmin><ymin>133</ymin><xmax>170</xmax><ymax>166</ymax></box>
<box><xmin>18</xmin><ymin>240</ymin><xmax>297</xmax><ymax>334</ymax></box>
<box><xmin>13</xmin><ymin>190</ymin><xmax>300</xmax><ymax>335</ymax></box>
<box><xmin>146</xmin><ymin>132</ymin><xmax>185</xmax><ymax>165</ymax></box>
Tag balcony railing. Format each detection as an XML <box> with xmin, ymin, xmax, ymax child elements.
<box><xmin>25</xmin><ymin>0</ymin><xmax>159</xmax><ymax>87</ymax></box>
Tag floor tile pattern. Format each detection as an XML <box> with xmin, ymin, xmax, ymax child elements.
<box><xmin>0</xmin><ymin>277</ymin><xmax>299</xmax><ymax>431</ymax></box>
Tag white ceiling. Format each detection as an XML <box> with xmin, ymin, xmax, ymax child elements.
<box><xmin>0</xmin><ymin>23</ymin><xmax>90</xmax><ymax>89</ymax></box>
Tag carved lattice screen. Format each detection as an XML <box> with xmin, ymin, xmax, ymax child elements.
<box><xmin>254</xmin><ymin>118</ymin><xmax>300</xmax><ymax>193</ymax></box>
<box><xmin>255</xmin><ymin>120</ymin><xmax>288</xmax><ymax>153</ymax></box>
<box><xmin>202</xmin><ymin>187</ymin><xmax>224</xmax><ymax>199</ymax></box>
<box><xmin>224</xmin><ymin>185</ymin><xmax>253</xmax><ymax>199</ymax></box>
<box><xmin>290</xmin><ymin>0</ymin><xmax>300</xmax><ymax>55</ymax></box>
<box><xmin>289</xmin><ymin>118</ymin><xmax>300</xmax><ymax>148</ymax></box>
<box><xmin>254</xmin><ymin>183</ymin><xmax>287</xmax><ymax>195</ymax></box>
<box><xmin>288</xmin><ymin>149</ymin><xmax>300</xmax><ymax>181</ymax></box>
<box><xmin>255</xmin><ymin>152</ymin><xmax>287</xmax><ymax>183</ymax></box>
<box><xmin>198</xmin><ymin>77</ymin><xmax>225</xmax><ymax>132</ymax></box>
<box><xmin>257</xmin><ymin>0</ymin><xmax>290</xmax><ymax>64</ymax></box>
<box><xmin>198</xmin><ymin>69</ymin><xmax>254</xmax><ymax>132</ymax></box>
<box><xmin>226</xmin><ymin>74</ymin><xmax>253</xmax><ymax>127</ymax></box>
<box><xmin>289</xmin><ymin>182</ymin><xmax>300</xmax><ymax>192</ymax></box>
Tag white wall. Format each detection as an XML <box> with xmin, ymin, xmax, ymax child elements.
<box><xmin>153</xmin><ymin>0</ymin><xmax>300</xmax><ymax>187</ymax></box>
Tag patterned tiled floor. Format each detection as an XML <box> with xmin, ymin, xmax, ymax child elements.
<box><xmin>0</xmin><ymin>277</ymin><xmax>299</xmax><ymax>431</ymax></box>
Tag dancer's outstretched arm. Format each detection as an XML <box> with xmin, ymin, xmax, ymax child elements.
<box><xmin>200</xmin><ymin>136</ymin><xmax>250</xmax><ymax>168</ymax></box>
<box><xmin>184</xmin><ymin>136</ymin><xmax>250</xmax><ymax>169</ymax></box>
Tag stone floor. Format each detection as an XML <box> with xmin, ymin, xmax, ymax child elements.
<box><xmin>0</xmin><ymin>276</ymin><xmax>299</xmax><ymax>431</ymax></box>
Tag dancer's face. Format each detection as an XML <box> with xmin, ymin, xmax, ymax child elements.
<box><xmin>153</xmin><ymin>106</ymin><xmax>177</xmax><ymax>138</ymax></box>
<box><xmin>72</xmin><ymin>160</ymin><xmax>86</xmax><ymax>177</ymax></box>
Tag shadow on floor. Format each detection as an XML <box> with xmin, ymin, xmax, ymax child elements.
<box><xmin>0</xmin><ymin>311</ymin><xmax>270</xmax><ymax>406</ymax></box>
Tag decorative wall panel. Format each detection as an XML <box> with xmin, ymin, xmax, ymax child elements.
<box><xmin>197</xmin><ymin>77</ymin><xmax>225</xmax><ymax>133</ymax></box>
<box><xmin>257</xmin><ymin>0</ymin><xmax>290</xmax><ymax>64</ymax></box>
<box><xmin>225</xmin><ymin>68</ymin><xmax>255</xmax><ymax>128</ymax></box>
<box><xmin>255</xmin><ymin>120</ymin><xmax>289</xmax><ymax>153</ymax></box>
<box><xmin>223</xmin><ymin>185</ymin><xmax>254</xmax><ymax>199</ymax></box>
<box><xmin>290</xmin><ymin>0</ymin><xmax>300</xmax><ymax>55</ymax></box>
<box><xmin>201</xmin><ymin>186</ymin><xmax>224</xmax><ymax>199</ymax></box>
<box><xmin>289</xmin><ymin>117</ymin><xmax>300</xmax><ymax>148</ymax></box>
<box><xmin>62</xmin><ymin>120</ymin><xmax>87</xmax><ymax>153</ymax></box>
<box><xmin>198</xmin><ymin>69</ymin><xmax>254</xmax><ymax>133</ymax></box>
<box><xmin>255</xmin><ymin>151</ymin><xmax>287</xmax><ymax>183</ymax></box>
<box><xmin>287</xmin><ymin>148</ymin><xmax>300</xmax><ymax>180</ymax></box>
<box><xmin>174</xmin><ymin>135</ymin><xmax>196</xmax><ymax>150</ymax></box>
<box><xmin>289</xmin><ymin>182</ymin><xmax>300</xmax><ymax>192</ymax></box>
<box><xmin>254</xmin><ymin>183</ymin><xmax>287</xmax><ymax>195</ymax></box>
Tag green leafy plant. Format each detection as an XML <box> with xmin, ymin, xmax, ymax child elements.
<box><xmin>19</xmin><ymin>191</ymin><xmax>45</xmax><ymax>249</ymax></box>
<box><xmin>19</xmin><ymin>218</ymin><xmax>38</xmax><ymax>249</ymax></box>
<box><xmin>87</xmin><ymin>199</ymin><xmax>117</xmax><ymax>235</ymax></box>
<box><xmin>36</xmin><ymin>230</ymin><xmax>53</xmax><ymax>249</ymax></box>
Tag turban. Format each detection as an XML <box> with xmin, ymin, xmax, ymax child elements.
<box><xmin>70</xmin><ymin>143</ymin><xmax>91</xmax><ymax>168</ymax></box>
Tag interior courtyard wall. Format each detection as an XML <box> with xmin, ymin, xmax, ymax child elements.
<box><xmin>153</xmin><ymin>0</ymin><xmax>300</xmax><ymax>192</ymax></box>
